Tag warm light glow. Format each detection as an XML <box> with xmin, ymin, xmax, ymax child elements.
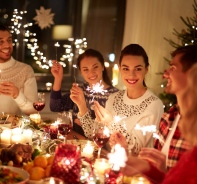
<box><xmin>52</xmin><ymin>25</ymin><xmax>72</xmax><ymax>40</ymax></box>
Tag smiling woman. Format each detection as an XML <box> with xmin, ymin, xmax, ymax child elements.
<box><xmin>79</xmin><ymin>44</ymin><xmax>164</xmax><ymax>155</ymax></box>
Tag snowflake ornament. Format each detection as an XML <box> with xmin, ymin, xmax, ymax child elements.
<box><xmin>33</xmin><ymin>6</ymin><xmax>55</xmax><ymax>29</ymax></box>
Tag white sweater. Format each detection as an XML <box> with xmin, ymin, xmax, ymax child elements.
<box><xmin>0</xmin><ymin>57</ymin><xmax>38</xmax><ymax>115</ymax></box>
<box><xmin>80</xmin><ymin>89</ymin><xmax>164</xmax><ymax>154</ymax></box>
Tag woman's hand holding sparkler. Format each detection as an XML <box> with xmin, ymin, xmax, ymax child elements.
<box><xmin>70</xmin><ymin>83</ymin><xmax>88</xmax><ymax>116</ymax></box>
<box><xmin>51</xmin><ymin>60</ymin><xmax>63</xmax><ymax>91</ymax></box>
<box><xmin>109</xmin><ymin>131</ymin><xmax>128</xmax><ymax>151</ymax></box>
<box><xmin>139</xmin><ymin>147</ymin><xmax>167</xmax><ymax>173</ymax></box>
<box><xmin>94</xmin><ymin>101</ymin><xmax>113</xmax><ymax>125</ymax></box>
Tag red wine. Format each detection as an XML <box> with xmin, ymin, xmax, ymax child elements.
<box><xmin>33</xmin><ymin>102</ymin><xmax>45</xmax><ymax>111</ymax></box>
<box><xmin>93</xmin><ymin>133</ymin><xmax>110</xmax><ymax>148</ymax></box>
<box><xmin>58</xmin><ymin>124</ymin><xmax>72</xmax><ymax>136</ymax></box>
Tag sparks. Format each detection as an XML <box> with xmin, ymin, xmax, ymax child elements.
<box><xmin>108</xmin><ymin>144</ymin><xmax>128</xmax><ymax>171</ymax></box>
<box><xmin>153</xmin><ymin>133</ymin><xmax>165</xmax><ymax>144</ymax></box>
<box><xmin>134</xmin><ymin>124</ymin><xmax>156</xmax><ymax>135</ymax></box>
<box><xmin>87</xmin><ymin>80</ymin><xmax>108</xmax><ymax>96</ymax></box>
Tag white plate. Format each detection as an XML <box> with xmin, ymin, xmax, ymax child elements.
<box><xmin>0</xmin><ymin>165</ymin><xmax>29</xmax><ymax>184</ymax></box>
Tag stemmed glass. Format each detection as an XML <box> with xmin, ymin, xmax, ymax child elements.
<box><xmin>57</xmin><ymin>111</ymin><xmax>73</xmax><ymax>143</ymax></box>
<box><xmin>33</xmin><ymin>93</ymin><xmax>45</xmax><ymax>114</ymax></box>
<box><xmin>92</xmin><ymin>122</ymin><xmax>110</xmax><ymax>158</ymax></box>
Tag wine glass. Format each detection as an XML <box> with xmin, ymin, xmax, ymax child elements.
<box><xmin>92</xmin><ymin>122</ymin><xmax>110</xmax><ymax>158</ymax></box>
<box><xmin>33</xmin><ymin>93</ymin><xmax>45</xmax><ymax>114</ymax></box>
<box><xmin>57</xmin><ymin>111</ymin><xmax>73</xmax><ymax>143</ymax></box>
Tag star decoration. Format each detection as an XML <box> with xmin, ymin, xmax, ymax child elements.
<box><xmin>33</xmin><ymin>6</ymin><xmax>55</xmax><ymax>29</ymax></box>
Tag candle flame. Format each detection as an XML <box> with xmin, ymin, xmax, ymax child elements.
<box><xmin>108</xmin><ymin>144</ymin><xmax>128</xmax><ymax>171</ymax></box>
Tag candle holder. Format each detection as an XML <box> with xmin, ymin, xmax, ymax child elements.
<box><xmin>50</xmin><ymin>144</ymin><xmax>81</xmax><ymax>183</ymax></box>
<box><xmin>104</xmin><ymin>168</ymin><xmax>123</xmax><ymax>184</ymax></box>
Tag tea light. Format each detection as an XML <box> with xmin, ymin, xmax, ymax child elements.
<box><xmin>22</xmin><ymin>129</ymin><xmax>33</xmax><ymax>143</ymax></box>
<box><xmin>29</xmin><ymin>113</ymin><xmax>41</xmax><ymax>124</ymax></box>
<box><xmin>49</xmin><ymin>123</ymin><xmax>58</xmax><ymax>139</ymax></box>
<box><xmin>0</xmin><ymin>129</ymin><xmax>12</xmax><ymax>144</ymax></box>
<box><xmin>94</xmin><ymin>158</ymin><xmax>111</xmax><ymax>175</ymax></box>
<box><xmin>81</xmin><ymin>141</ymin><xmax>94</xmax><ymax>159</ymax></box>
<box><xmin>11</xmin><ymin>134</ymin><xmax>22</xmax><ymax>144</ymax></box>
<box><xmin>12</xmin><ymin>127</ymin><xmax>22</xmax><ymax>135</ymax></box>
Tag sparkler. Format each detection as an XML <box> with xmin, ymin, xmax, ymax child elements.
<box><xmin>54</xmin><ymin>42</ymin><xmax>60</xmax><ymax>61</ymax></box>
<box><xmin>134</xmin><ymin>124</ymin><xmax>156</xmax><ymax>135</ymax></box>
<box><xmin>153</xmin><ymin>133</ymin><xmax>165</xmax><ymax>144</ymax></box>
<box><xmin>86</xmin><ymin>80</ymin><xmax>108</xmax><ymax>101</ymax></box>
<box><xmin>108</xmin><ymin>144</ymin><xmax>128</xmax><ymax>171</ymax></box>
<box><xmin>73</xmin><ymin>64</ymin><xmax>77</xmax><ymax>83</ymax></box>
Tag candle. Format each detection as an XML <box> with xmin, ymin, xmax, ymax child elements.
<box><xmin>29</xmin><ymin>113</ymin><xmax>41</xmax><ymax>124</ymax></box>
<box><xmin>49</xmin><ymin>123</ymin><xmax>58</xmax><ymax>139</ymax></box>
<box><xmin>22</xmin><ymin>129</ymin><xmax>33</xmax><ymax>143</ymax></box>
<box><xmin>11</xmin><ymin>134</ymin><xmax>22</xmax><ymax>144</ymax></box>
<box><xmin>12</xmin><ymin>127</ymin><xmax>22</xmax><ymax>135</ymax></box>
<box><xmin>0</xmin><ymin>129</ymin><xmax>12</xmax><ymax>144</ymax></box>
<box><xmin>112</xmin><ymin>64</ymin><xmax>119</xmax><ymax>86</ymax></box>
<box><xmin>81</xmin><ymin>141</ymin><xmax>94</xmax><ymax>159</ymax></box>
<box><xmin>94</xmin><ymin>158</ymin><xmax>111</xmax><ymax>175</ymax></box>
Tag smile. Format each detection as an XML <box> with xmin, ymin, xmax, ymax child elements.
<box><xmin>126</xmin><ymin>79</ymin><xmax>138</xmax><ymax>84</ymax></box>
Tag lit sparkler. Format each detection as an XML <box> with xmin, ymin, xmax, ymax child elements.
<box><xmin>87</xmin><ymin>80</ymin><xmax>108</xmax><ymax>101</ymax></box>
<box><xmin>73</xmin><ymin>64</ymin><xmax>77</xmax><ymax>83</ymax></box>
<box><xmin>134</xmin><ymin>124</ymin><xmax>156</xmax><ymax>135</ymax></box>
<box><xmin>153</xmin><ymin>133</ymin><xmax>165</xmax><ymax>144</ymax></box>
<box><xmin>54</xmin><ymin>42</ymin><xmax>60</xmax><ymax>61</ymax></box>
<box><xmin>108</xmin><ymin>144</ymin><xmax>128</xmax><ymax>171</ymax></box>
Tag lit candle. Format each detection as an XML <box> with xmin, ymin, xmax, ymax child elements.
<box><xmin>29</xmin><ymin>113</ymin><xmax>41</xmax><ymax>124</ymax></box>
<box><xmin>94</xmin><ymin>158</ymin><xmax>111</xmax><ymax>175</ymax></box>
<box><xmin>112</xmin><ymin>64</ymin><xmax>119</xmax><ymax>86</ymax></box>
<box><xmin>81</xmin><ymin>141</ymin><xmax>94</xmax><ymax>159</ymax></box>
<box><xmin>22</xmin><ymin>129</ymin><xmax>33</xmax><ymax>143</ymax></box>
<box><xmin>0</xmin><ymin>129</ymin><xmax>12</xmax><ymax>144</ymax></box>
<box><xmin>12</xmin><ymin>127</ymin><xmax>22</xmax><ymax>135</ymax></box>
<box><xmin>11</xmin><ymin>134</ymin><xmax>22</xmax><ymax>144</ymax></box>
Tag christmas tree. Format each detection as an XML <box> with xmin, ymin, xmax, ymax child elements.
<box><xmin>160</xmin><ymin>0</ymin><xmax>197</xmax><ymax>111</ymax></box>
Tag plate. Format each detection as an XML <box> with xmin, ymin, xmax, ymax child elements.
<box><xmin>0</xmin><ymin>114</ymin><xmax>23</xmax><ymax>129</ymax></box>
<box><xmin>0</xmin><ymin>165</ymin><xmax>29</xmax><ymax>184</ymax></box>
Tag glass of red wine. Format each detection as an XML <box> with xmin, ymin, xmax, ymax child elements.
<box><xmin>92</xmin><ymin>122</ymin><xmax>110</xmax><ymax>158</ymax></box>
<box><xmin>57</xmin><ymin>111</ymin><xmax>73</xmax><ymax>143</ymax></box>
<box><xmin>33</xmin><ymin>93</ymin><xmax>45</xmax><ymax>114</ymax></box>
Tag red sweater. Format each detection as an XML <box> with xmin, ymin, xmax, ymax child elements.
<box><xmin>144</xmin><ymin>146</ymin><xmax>197</xmax><ymax>184</ymax></box>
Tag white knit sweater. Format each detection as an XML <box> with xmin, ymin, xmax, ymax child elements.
<box><xmin>0</xmin><ymin>57</ymin><xmax>38</xmax><ymax>115</ymax></box>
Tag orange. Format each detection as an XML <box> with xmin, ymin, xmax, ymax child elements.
<box><xmin>45</xmin><ymin>164</ymin><xmax>52</xmax><ymax>177</ymax></box>
<box><xmin>23</xmin><ymin>162</ymin><xmax>34</xmax><ymax>173</ymax></box>
<box><xmin>34</xmin><ymin>155</ymin><xmax>48</xmax><ymax>168</ymax></box>
<box><xmin>47</xmin><ymin>155</ymin><xmax>54</xmax><ymax>165</ymax></box>
<box><xmin>29</xmin><ymin>166</ymin><xmax>45</xmax><ymax>180</ymax></box>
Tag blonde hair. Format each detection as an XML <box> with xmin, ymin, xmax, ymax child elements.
<box><xmin>180</xmin><ymin>63</ymin><xmax>197</xmax><ymax>145</ymax></box>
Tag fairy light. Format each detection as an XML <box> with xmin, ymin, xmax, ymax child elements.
<box><xmin>9</xmin><ymin>9</ymin><xmax>87</xmax><ymax>70</ymax></box>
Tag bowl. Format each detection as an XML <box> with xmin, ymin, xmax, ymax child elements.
<box><xmin>0</xmin><ymin>166</ymin><xmax>29</xmax><ymax>184</ymax></box>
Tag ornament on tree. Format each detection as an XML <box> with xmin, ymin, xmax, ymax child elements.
<box><xmin>33</xmin><ymin>6</ymin><xmax>55</xmax><ymax>30</ymax></box>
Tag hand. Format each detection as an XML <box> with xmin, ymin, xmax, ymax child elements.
<box><xmin>94</xmin><ymin>101</ymin><xmax>113</xmax><ymax>125</ymax></box>
<box><xmin>51</xmin><ymin>60</ymin><xmax>63</xmax><ymax>81</ymax></box>
<box><xmin>121</xmin><ymin>155</ymin><xmax>150</xmax><ymax>177</ymax></box>
<box><xmin>109</xmin><ymin>131</ymin><xmax>128</xmax><ymax>150</ymax></box>
<box><xmin>139</xmin><ymin>147</ymin><xmax>167</xmax><ymax>173</ymax></box>
<box><xmin>0</xmin><ymin>82</ymin><xmax>19</xmax><ymax>99</ymax></box>
<box><xmin>70</xmin><ymin>83</ymin><xmax>88</xmax><ymax>115</ymax></box>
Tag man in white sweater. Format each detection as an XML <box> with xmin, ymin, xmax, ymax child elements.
<box><xmin>0</xmin><ymin>24</ymin><xmax>37</xmax><ymax>115</ymax></box>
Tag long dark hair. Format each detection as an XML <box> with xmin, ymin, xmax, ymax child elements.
<box><xmin>77</xmin><ymin>48</ymin><xmax>112</xmax><ymax>86</ymax></box>
<box><xmin>0</xmin><ymin>24</ymin><xmax>10</xmax><ymax>32</ymax></box>
<box><xmin>119</xmin><ymin>44</ymin><xmax>149</xmax><ymax>87</ymax></box>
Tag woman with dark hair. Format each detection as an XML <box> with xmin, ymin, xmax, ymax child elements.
<box><xmin>50</xmin><ymin>48</ymin><xmax>118</xmax><ymax>136</ymax></box>
<box><xmin>79</xmin><ymin>44</ymin><xmax>163</xmax><ymax>154</ymax></box>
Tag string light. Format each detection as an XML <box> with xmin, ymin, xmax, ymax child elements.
<box><xmin>9</xmin><ymin>9</ymin><xmax>87</xmax><ymax>70</ymax></box>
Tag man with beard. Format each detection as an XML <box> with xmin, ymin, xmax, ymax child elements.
<box><xmin>0</xmin><ymin>24</ymin><xmax>37</xmax><ymax>115</ymax></box>
<box><xmin>138</xmin><ymin>45</ymin><xmax>197</xmax><ymax>172</ymax></box>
